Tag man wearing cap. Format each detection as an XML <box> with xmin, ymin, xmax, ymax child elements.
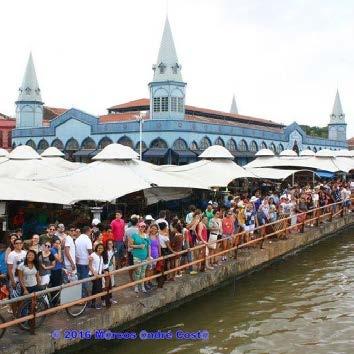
<box><xmin>110</xmin><ymin>211</ymin><xmax>126</xmax><ymax>269</ymax></box>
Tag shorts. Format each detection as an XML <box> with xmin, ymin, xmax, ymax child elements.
<box><xmin>40</xmin><ymin>274</ymin><xmax>50</xmax><ymax>286</ymax></box>
<box><xmin>208</xmin><ymin>233</ymin><xmax>218</xmax><ymax>250</ymax></box>
<box><xmin>127</xmin><ymin>251</ymin><xmax>134</xmax><ymax>266</ymax></box>
<box><xmin>245</xmin><ymin>224</ymin><xmax>255</xmax><ymax>233</ymax></box>
<box><xmin>114</xmin><ymin>240</ymin><xmax>126</xmax><ymax>259</ymax></box>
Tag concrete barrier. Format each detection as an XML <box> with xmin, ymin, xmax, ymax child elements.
<box><xmin>3</xmin><ymin>213</ymin><xmax>353</xmax><ymax>354</ymax></box>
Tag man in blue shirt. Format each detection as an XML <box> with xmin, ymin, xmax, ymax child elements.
<box><xmin>0</xmin><ymin>243</ymin><xmax>7</xmax><ymax>284</ymax></box>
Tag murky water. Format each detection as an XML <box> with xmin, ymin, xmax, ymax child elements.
<box><xmin>63</xmin><ymin>228</ymin><xmax>354</xmax><ymax>354</ymax></box>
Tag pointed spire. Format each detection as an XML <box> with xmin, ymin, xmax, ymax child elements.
<box><xmin>230</xmin><ymin>94</ymin><xmax>238</xmax><ymax>114</ymax></box>
<box><xmin>152</xmin><ymin>16</ymin><xmax>183</xmax><ymax>82</ymax></box>
<box><xmin>330</xmin><ymin>89</ymin><xmax>345</xmax><ymax>123</ymax></box>
<box><xmin>331</xmin><ymin>90</ymin><xmax>343</xmax><ymax>116</ymax></box>
<box><xmin>18</xmin><ymin>52</ymin><xmax>42</xmax><ymax>102</ymax></box>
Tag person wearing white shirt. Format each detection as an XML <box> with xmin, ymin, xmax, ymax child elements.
<box><xmin>7</xmin><ymin>238</ymin><xmax>26</xmax><ymax>313</ymax></box>
<box><xmin>75</xmin><ymin>226</ymin><xmax>93</xmax><ymax>294</ymax></box>
<box><xmin>64</xmin><ymin>233</ymin><xmax>76</xmax><ymax>274</ymax></box>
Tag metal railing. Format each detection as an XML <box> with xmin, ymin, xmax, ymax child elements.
<box><xmin>0</xmin><ymin>197</ymin><xmax>352</xmax><ymax>334</ymax></box>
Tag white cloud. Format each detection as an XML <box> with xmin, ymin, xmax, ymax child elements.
<box><xmin>0</xmin><ymin>0</ymin><xmax>352</xmax><ymax>138</ymax></box>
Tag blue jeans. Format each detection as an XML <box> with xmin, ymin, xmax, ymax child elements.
<box><xmin>114</xmin><ymin>240</ymin><xmax>125</xmax><ymax>260</ymax></box>
<box><xmin>77</xmin><ymin>264</ymin><xmax>89</xmax><ymax>296</ymax></box>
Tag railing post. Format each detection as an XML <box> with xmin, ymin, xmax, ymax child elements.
<box><xmin>29</xmin><ymin>293</ymin><xmax>36</xmax><ymax>335</ymax></box>
<box><xmin>105</xmin><ymin>273</ymin><xmax>111</xmax><ymax>308</ymax></box>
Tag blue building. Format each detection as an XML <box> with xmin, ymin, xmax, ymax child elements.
<box><xmin>12</xmin><ymin>17</ymin><xmax>347</xmax><ymax>166</ymax></box>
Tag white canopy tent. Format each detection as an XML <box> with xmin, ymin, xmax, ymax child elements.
<box><xmin>245</xmin><ymin>167</ymin><xmax>311</xmax><ymax>180</ymax></box>
<box><xmin>0</xmin><ymin>177</ymin><xmax>73</xmax><ymax>204</ymax></box>
<box><xmin>41</xmin><ymin>147</ymin><xmax>82</xmax><ymax>171</ymax></box>
<box><xmin>39</xmin><ymin>144</ymin><xmax>209</xmax><ymax>204</ymax></box>
<box><xmin>156</xmin><ymin>145</ymin><xmax>255</xmax><ymax>187</ymax></box>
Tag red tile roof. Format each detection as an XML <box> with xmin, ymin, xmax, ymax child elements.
<box><xmin>43</xmin><ymin>106</ymin><xmax>68</xmax><ymax>121</ymax></box>
<box><xmin>185</xmin><ymin>115</ymin><xmax>283</xmax><ymax>133</ymax></box>
<box><xmin>108</xmin><ymin>98</ymin><xmax>149</xmax><ymax>110</ymax></box>
<box><xmin>100</xmin><ymin>112</ymin><xmax>150</xmax><ymax>123</ymax></box>
<box><xmin>107</xmin><ymin>98</ymin><xmax>283</xmax><ymax>128</ymax></box>
<box><xmin>0</xmin><ymin>112</ymin><xmax>15</xmax><ymax>120</ymax></box>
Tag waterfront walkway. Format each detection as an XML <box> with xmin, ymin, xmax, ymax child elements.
<box><xmin>1</xmin><ymin>211</ymin><xmax>353</xmax><ymax>354</ymax></box>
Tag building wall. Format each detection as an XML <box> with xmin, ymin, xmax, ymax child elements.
<box><xmin>12</xmin><ymin>109</ymin><xmax>347</xmax><ymax>158</ymax></box>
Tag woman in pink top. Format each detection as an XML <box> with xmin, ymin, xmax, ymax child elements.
<box><xmin>196</xmin><ymin>216</ymin><xmax>211</xmax><ymax>272</ymax></box>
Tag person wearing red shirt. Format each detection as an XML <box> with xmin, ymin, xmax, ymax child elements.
<box><xmin>110</xmin><ymin>211</ymin><xmax>125</xmax><ymax>268</ymax></box>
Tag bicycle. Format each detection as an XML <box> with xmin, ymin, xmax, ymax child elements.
<box><xmin>18</xmin><ymin>274</ymin><xmax>88</xmax><ymax>331</ymax></box>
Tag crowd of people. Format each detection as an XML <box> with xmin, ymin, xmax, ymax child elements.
<box><xmin>0</xmin><ymin>179</ymin><xmax>352</xmax><ymax>313</ymax></box>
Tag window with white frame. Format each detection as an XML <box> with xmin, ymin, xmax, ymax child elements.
<box><xmin>177</xmin><ymin>98</ymin><xmax>184</xmax><ymax>112</ymax></box>
<box><xmin>161</xmin><ymin>97</ymin><xmax>169</xmax><ymax>112</ymax></box>
<box><xmin>239</xmin><ymin>139</ymin><xmax>248</xmax><ymax>152</ymax></box>
<box><xmin>226</xmin><ymin>139</ymin><xmax>237</xmax><ymax>151</ymax></box>
<box><xmin>171</xmin><ymin>97</ymin><xmax>177</xmax><ymax>112</ymax></box>
<box><xmin>153</xmin><ymin>97</ymin><xmax>161</xmax><ymax>112</ymax></box>
<box><xmin>250</xmin><ymin>141</ymin><xmax>258</xmax><ymax>152</ymax></box>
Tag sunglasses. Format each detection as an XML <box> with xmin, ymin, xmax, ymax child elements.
<box><xmin>44</xmin><ymin>244</ymin><xmax>51</xmax><ymax>248</ymax></box>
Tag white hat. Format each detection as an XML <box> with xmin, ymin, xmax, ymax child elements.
<box><xmin>280</xmin><ymin>194</ymin><xmax>288</xmax><ymax>199</ymax></box>
<box><xmin>208</xmin><ymin>200</ymin><xmax>213</xmax><ymax>205</ymax></box>
<box><xmin>92</xmin><ymin>218</ymin><xmax>101</xmax><ymax>226</ymax></box>
<box><xmin>145</xmin><ymin>215</ymin><xmax>154</xmax><ymax>221</ymax></box>
<box><xmin>237</xmin><ymin>201</ymin><xmax>245</xmax><ymax>208</ymax></box>
<box><xmin>250</xmin><ymin>196</ymin><xmax>258</xmax><ymax>202</ymax></box>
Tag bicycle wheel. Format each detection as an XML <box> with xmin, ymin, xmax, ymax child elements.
<box><xmin>65</xmin><ymin>286</ymin><xmax>88</xmax><ymax>318</ymax></box>
<box><xmin>18</xmin><ymin>298</ymin><xmax>48</xmax><ymax>330</ymax></box>
<box><xmin>0</xmin><ymin>314</ymin><xmax>6</xmax><ymax>339</ymax></box>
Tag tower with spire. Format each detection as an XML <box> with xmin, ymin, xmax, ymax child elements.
<box><xmin>230</xmin><ymin>94</ymin><xmax>238</xmax><ymax>114</ymax></box>
<box><xmin>15</xmin><ymin>53</ymin><xmax>44</xmax><ymax>128</ymax></box>
<box><xmin>328</xmin><ymin>90</ymin><xmax>346</xmax><ymax>141</ymax></box>
<box><xmin>149</xmin><ymin>17</ymin><xmax>186</xmax><ymax>120</ymax></box>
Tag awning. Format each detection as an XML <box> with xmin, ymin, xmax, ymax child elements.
<box><xmin>231</xmin><ymin>151</ymin><xmax>256</xmax><ymax>157</ymax></box>
<box><xmin>143</xmin><ymin>148</ymin><xmax>169</xmax><ymax>158</ymax></box>
<box><xmin>73</xmin><ymin>149</ymin><xmax>95</xmax><ymax>157</ymax></box>
<box><xmin>171</xmin><ymin>150</ymin><xmax>197</xmax><ymax>158</ymax></box>
<box><xmin>315</xmin><ymin>170</ymin><xmax>335</xmax><ymax>178</ymax></box>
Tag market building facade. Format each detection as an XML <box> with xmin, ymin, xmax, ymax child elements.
<box><xmin>12</xmin><ymin>18</ymin><xmax>348</xmax><ymax>165</ymax></box>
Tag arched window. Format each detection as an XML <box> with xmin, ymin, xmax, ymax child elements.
<box><xmin>51</xmin><ymin>139</ymin><xmax>64</xmax><ymax>150</ymax></box>
<box><xmin>172</xmin><ymin>138</ymin><xmax>188</xmax><ymax>151</ymax></box>
<box><xmin>199</xmin><ymin>137</ymin><xmax>211</xmax><ymax>150</ymax></box>
<box><xmin>307</xmin><ymin>146</ymin><xmax>311</xmax><ymax>151</ymax></box>
<box><xmin>81</xmin><ymin>137</ymin><xmax>96</xmax><ymax>150</ymax></box>
<box><xmin>190</xmin><ymin>141</ymin><xmax>198</xmax><ymax>150</ymax></box>
<box><xmin>238</xmin><ymin>139</ymin><xmax>248</xmax><ymax>152</ymax></box>
<box><xmin>65</xmin><ymin>138</ymin><xmax>79</xmax><ymax>151</ymax></box>
<box><xmin>135</xmin><ymin>141</ymin><xmax>147</xmax><ymax>152</ymax></box>
<box><xmin>277</xmin><ymin>144</ymin><xmax>284</xmax><ymax>154</ymax></box>
<box><xmin>261</xmin><ymin>141</ymin><xmax>267</xmax><ymax>149</ymax></box>
<box><xmin>38</xmin><ymin>139</ymin><xmax>49</xmax><ymax>151</ymax></box>
<box><xmin>12</xmin><ymin>142</ymin><xmax>16</xmax><ymax>149</ymax></box>
<box><xmin>98</xmin><ymin>137</ymin><xmax>113</xmax><ymax>150</ymax></box>
<box><xmin>269</xmin><ymin>143</ymin><xmax>276</xmax><ymax>153</ymax></box>
<box><xmin>0</xmin><ymin>131</ymin><xmax>3</xmax><ymax>147</ymax></box>
<box><xmin>226</xmin><ymin>139</ymin><xmax>237</xmax><ymax>151</ymax></box>
<box><xmin>313</xmin><ymin>146</ymin><xmax>317</xmax><ymax>153</ymax></box>
<box><xmin>117</xmin><ymin>136</ymin><xmax>133</xmax><ymax>148</ymax></box>
<box><xmin>25</xmin><ymin>139</ymin><xmax>36</xmax><ymax>149</ymax></box>
<box><xmin>150</xmin><ymin>138</ymin><xmax>168</xmax><ymax>149</ymax></box>
<box><xmin>250</xmin><ymin>141</ymin><xmax>258</xmax><ymax>152</ymax></box>
<box><xmin>214</xmin><ymin>137</ymin><xmax>225</xmax><ymax>146</ymax></box>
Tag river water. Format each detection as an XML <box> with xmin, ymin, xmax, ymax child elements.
<box><xmin>64</xmin><ymin>228</ymin><xmax>354</xmax><ymax>354</ymax></box>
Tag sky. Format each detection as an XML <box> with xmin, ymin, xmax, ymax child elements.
<box><xmin>0</xmin><ymin>0</ymin><xmax>353</xmax><ymax>138</ymax></box>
